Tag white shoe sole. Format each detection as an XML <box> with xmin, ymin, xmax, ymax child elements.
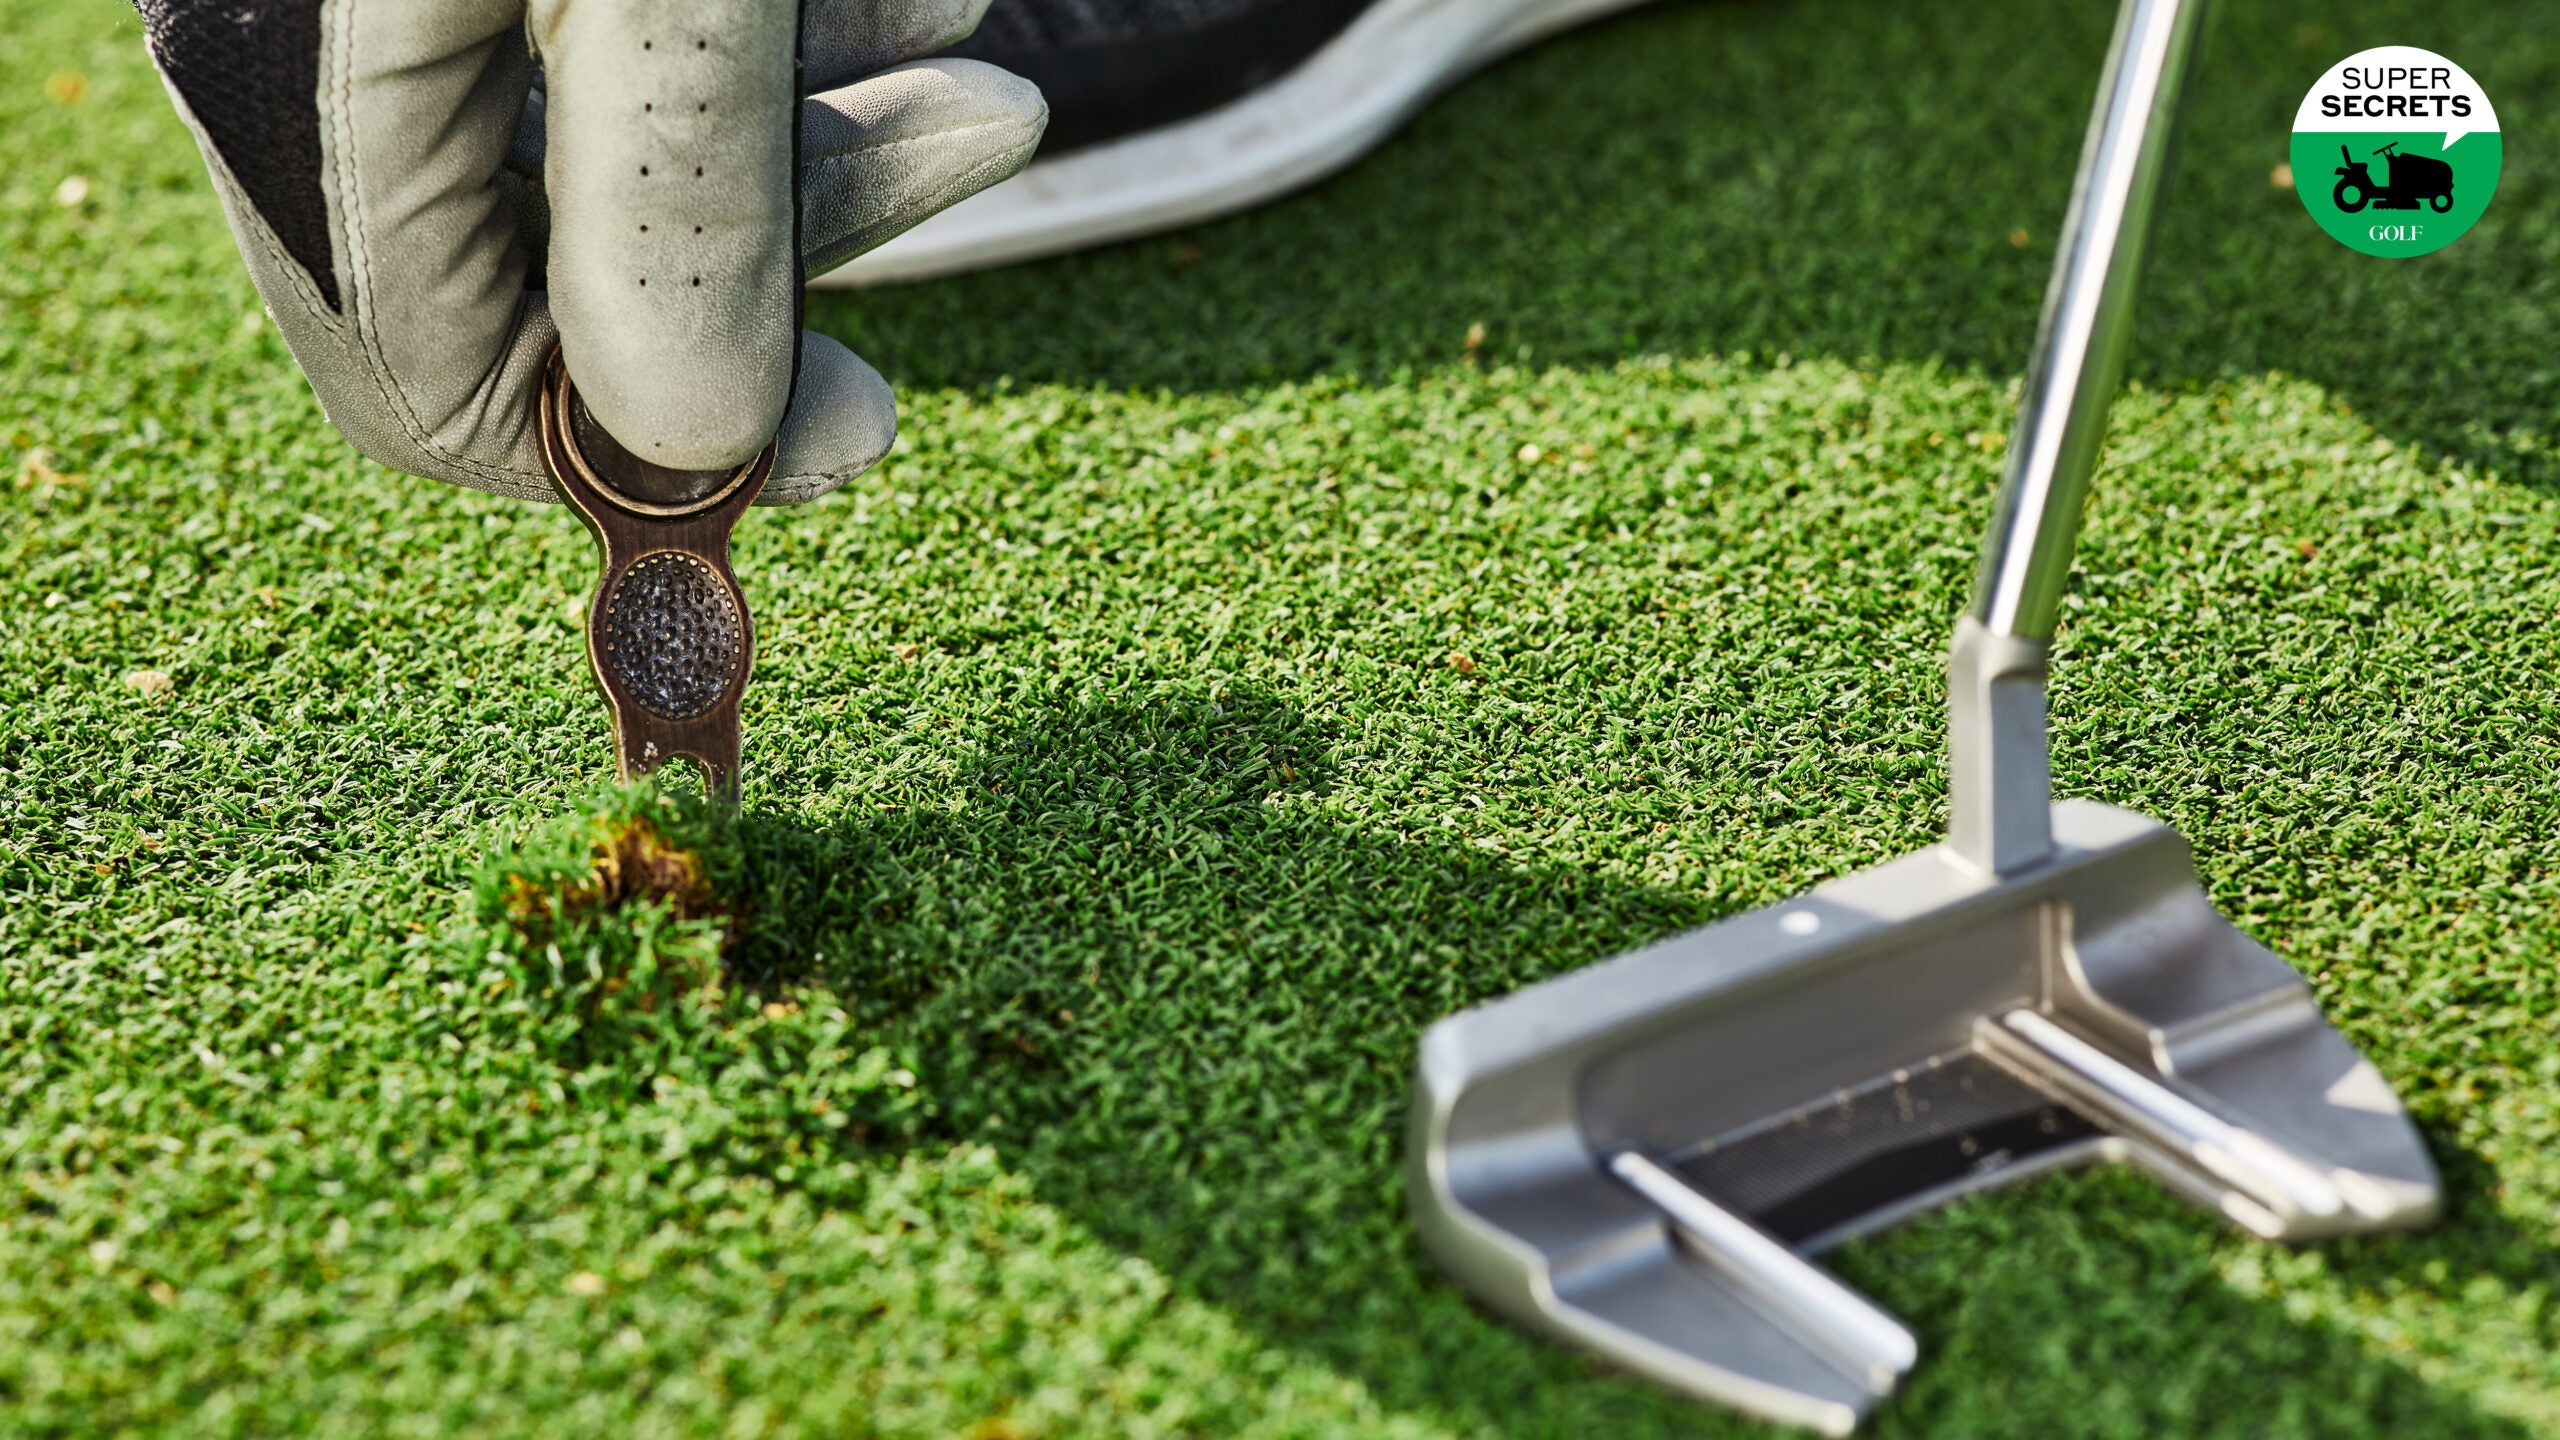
<box><xmin>812</xmin><ymin>0</ymin><xmax>1654</xmax><ymax>286</ymax></box>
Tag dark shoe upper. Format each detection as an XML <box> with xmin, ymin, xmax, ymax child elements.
<box><xmin>946</xmin><ymin>0</ymin><xmax>1379</xmax><ymax>152</ymax></box>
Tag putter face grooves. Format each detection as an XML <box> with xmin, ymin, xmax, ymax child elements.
<box><xmin>1405</xmin><ymin>0</ymin><xmax>2441</xmax><ymax>1427</ymax></box>
<box><xmin>1669</xmin><ymin>1052</ymin><xmax>2103</xmax><ymax>1248</ymax></box>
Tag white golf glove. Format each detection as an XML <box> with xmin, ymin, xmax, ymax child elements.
<box><xmin>138</xmin><ymin>0</ymin><xmax>1045</xmax><ymax>503</ymax></box>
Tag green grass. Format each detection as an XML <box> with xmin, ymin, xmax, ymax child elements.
<box><xmin>5</xmin><ymin>0</ymin><xmax>2558</xmax><ymax>1434</ymax></box>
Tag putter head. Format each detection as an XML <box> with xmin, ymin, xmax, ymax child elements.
<box><xmin>1407</xmin><ymin>801</ymin><xmax>2439</xmax><ymax>1435</ymax></box>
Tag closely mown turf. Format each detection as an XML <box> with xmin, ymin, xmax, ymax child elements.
<box><xmin>5</xmin><ymin>0</ymin><xmax>2557</xmax><ymax>1435</ymax></box>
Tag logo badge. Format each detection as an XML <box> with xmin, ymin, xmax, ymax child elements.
<box><xmin>2291</xmin><ymin>47</ymin><xmax>2499</xmax><ymax>258</ymax></box>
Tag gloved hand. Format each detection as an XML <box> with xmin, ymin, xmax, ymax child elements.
<box><xmin>137</xmin><ymin>0</ymin><xmax>1045</xmax><ymax>504</ymax></box>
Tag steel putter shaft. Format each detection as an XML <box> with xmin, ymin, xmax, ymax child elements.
<box><xmin>1404</xmin><ymin>0</ymin><xmax>2440</xmax><ymax>1431</ymax></box>
<box><xmin>538</xmin><ymin>347</ymin><xmax>774</xmax><ymax>800</ymax></box>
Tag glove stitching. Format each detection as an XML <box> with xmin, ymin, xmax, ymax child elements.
<box><xmin>167</xmin><ymin>37</ymin><xmax>546</xmax><ymax>503</ymax></box>
<box><xmin>239</xmin><ymin>182</ymin><xmax>350</xmax><ymax>343</ymax></box>
<box><xmin>167</xmin><ymin>77</ymin><xmax>353</xmax><ymax>351</ymax></box>
<box><xmin>159</xmin><ymin>69</ymin><xmax>557</xmax><ymax>498</ymax></box>
<box><xmin>323</xmin><ymin>1</ymin><xmax>547</xmax><ymax>497</ymax></box>
<box><xmin>764</xmin><ymin>472</ymin><xmax>870</xmax><ymax>504</ymax></box>
<box><xmin>320</xmin><ymin>11</ymin><xmax>449</xmax><ymax>476</ymax></box>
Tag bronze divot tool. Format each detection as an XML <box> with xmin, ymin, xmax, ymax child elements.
<box><xmin>537</xmin><ymin>347</ymin><xmax>775</xmax><ymax>800</ymax></box>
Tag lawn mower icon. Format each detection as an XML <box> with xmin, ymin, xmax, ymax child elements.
<box><xmin>2332</xmin><ymin>142</ymin><xmax>2454</xmax><ymax>214</ymax></box>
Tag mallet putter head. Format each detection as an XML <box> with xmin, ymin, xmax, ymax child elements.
<box><xmin>1405</xmin><ymin>797</ymin><xmax>2440</xmax><ymax>1434</ymax></box>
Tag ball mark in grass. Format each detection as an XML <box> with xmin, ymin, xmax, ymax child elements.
<box><xmin>480</xmin><ymin>795</ymin><xmax>753</xmax><ymax>1035</ymax></box>
<box><xmin>500</xmin><ymin>812</ymin><xmax>738</xmax><ymax>979</ymax></box>
<box><xmin>504</xmin><ymin>814</ymin><xmax>721</xmax><ymax>932</ymax></box>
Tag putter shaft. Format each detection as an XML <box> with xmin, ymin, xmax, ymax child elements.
<box><xmin>1971</xmin><ymin>0</ymin><xmax>2209</xmax><ymax>642</ymax></box>
<box><xmin>1950</xmin><ymin>0</ymin><xmax>2210</xmax><ymax>875</ymax></box>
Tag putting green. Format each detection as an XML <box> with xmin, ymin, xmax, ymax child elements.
<box><xmin>3</xmin><ymin>1</ymin><xmax>2555</xmax><ymax>1437</ymax></box>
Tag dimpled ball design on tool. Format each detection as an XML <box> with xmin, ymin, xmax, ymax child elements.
<box><xmin>602</xmin><ymin>552</ymin><xmax>743</xmax><ymax>720</ymax></box>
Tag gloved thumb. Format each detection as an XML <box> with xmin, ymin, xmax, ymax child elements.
<box><xmin>530</xmin><ymin>0</ymin><xmax>802</xmax><ymax>471</ymax></box>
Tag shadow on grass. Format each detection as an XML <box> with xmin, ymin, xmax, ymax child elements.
<box><xmin>722</xmin><ymin>685</ymin><xmax>2530</xmax><ymax>1439</ymax></box>
<box><xmin>813</xmin><ymin>0</ymin><xmax>2558</xmax><ymax>490</ymax></box>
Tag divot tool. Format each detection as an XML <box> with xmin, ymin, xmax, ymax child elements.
<box><xmin>538</xmin><ymin>346</ymin><xmax>774</xmax><ymax>800</ymax></box>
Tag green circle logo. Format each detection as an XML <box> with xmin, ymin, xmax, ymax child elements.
<box><xmin>2292</xmin><ymin>47</ymin><xmax>2500</xmax><ymax>258</ymax></box>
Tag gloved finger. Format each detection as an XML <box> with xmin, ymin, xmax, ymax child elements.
<box><xmin>493</xmin><ymin>59</ymin><xmax>1043</xmax><ymax>279</ymax></box>
<box><xmin>767</xmin><ymin>57</ymin><xmax>1036</xmax><ymax>500</ymax></box>
<box><xmin>799</xmin><ymin>60</ymin><xmax>1048</xmax><ymax>276</ymax></box>
<box><xmin>761</xmin><ymin>332</ymin><xmax>897</xmax><ymax>504</ymax></box>
<box><xmin>529</xmin><ymin>246</ymin><xmax>908</xmax><ymax>507</ymax></box>
<box><xmin>531</xmin><ymin>0</ymin><xmax>801</xmax><ymax>471</ymax></box>
<box><xmin>802</xmin><ymin>0</ymin><xmax>995</xmax><ymax>94</ymax></box>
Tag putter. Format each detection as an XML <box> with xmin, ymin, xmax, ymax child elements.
<box><xmin>1405</xmin><ymin>0</ymin><xmax>2441</xmax><ymax>1431</ymax></box>
<box><xmin>538</xmin><ymin>347</ymin><xmax>775</xmax><ymax>800</ymax></box>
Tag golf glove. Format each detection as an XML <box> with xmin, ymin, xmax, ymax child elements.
<box><xmin>137</xmin><ymin>0</ymin><xmax>1046</xmax><ymax>503</ymax></box>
